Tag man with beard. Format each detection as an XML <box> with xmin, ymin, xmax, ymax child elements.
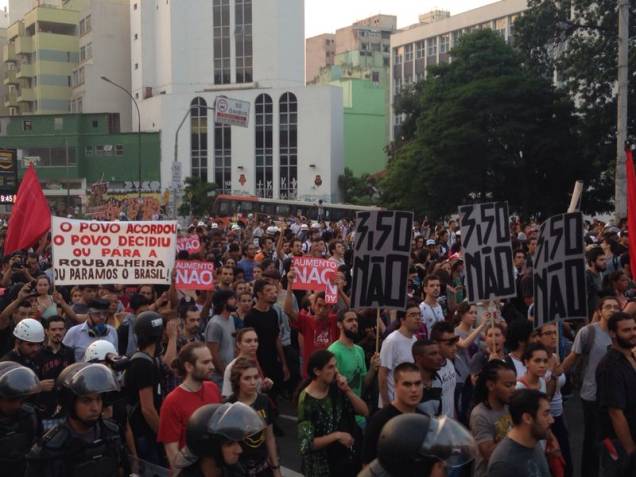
<box><xmin>217</xmin><ymin>266</ymin><xmax>235</xmax><ymax>291</ymax></box>
<box><xmin>586</xmin><ymin>246</ymin><xmax>607</xmax><ymax>320</ymax></box>
<box><xmin>63</xmin><ymin>299</ymin><xmax>118</xmax><ymax>362</ymax></box>
<box><xmin>1</xmin><ymin>318</ymin><xmax>45</xmax><ymax>374</ymax></box>
<box><xmin>418</xmin><ymin>275</ymin><xmax>443</xmax><ymax>340</ymax></box>
<box><xmin>487</xmin><ymin>389</ymin><xmax>552</xmax><ymax>477</ymax></box>
<box><xmin>158</xmin><ymin>342</ymin><xmax>221</xmax><ymax>469</ymax></box>
<box><xmin>328</xmin><ymin>310</ymin><xmax>379</xmax><ymax>422</ymax></box>
<box><xmin>596</xmin><ymin>312</ymin><xmax>636</xmax><ymax>476</ymax></box>
<box><xmin>205</xmin><ymin>289</ymin><xmax>237</xmax><ymax>386</ymax></box>
<box><xmin>25</xmin><ymin>363</ymin><xmax>128</xmax><ymax>476</ymax></box>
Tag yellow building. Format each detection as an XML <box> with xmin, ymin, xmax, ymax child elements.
<box><xmin>3</xmin><ymin>3</ymin><xmax>80</xmax><ymax>115</ymax></box>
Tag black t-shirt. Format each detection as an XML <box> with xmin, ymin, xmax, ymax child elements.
<box><xmin>0</xmin><ymin>326</ymin><xmax>14</xmax><ymax>357</ymax></box>
<box><xmin>34</xmin><ymin>344</ymin><xmax>75</xmax><ymax>418</ymax></box>
<box><xmin>124</xmin><ymin>353</ymin><xmax>162</xmax><ymax>438</ymax></box>
<box><xmin>228</xmin><ymin>394</ymin><xmax>272</xmax><ymax>471</ymax></box>
<box><xmin>244</xmin><ymin>307</ymin><xmax>281</xmax><ymax>380</ymax></box>
<box><xmin>362</xmin><ymin>405</ymin><xmax>402</xmax><ymax>465</ymax></box>
<box><xmin>596</xmin><ymin>348</ymin><xmax>636</xmax><ymax>441</ymax></box>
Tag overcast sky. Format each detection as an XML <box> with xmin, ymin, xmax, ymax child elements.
<box><xmin>1</xmin><ymin>0</ymin><xmax>496</xmax><ymax>37</ymax></box>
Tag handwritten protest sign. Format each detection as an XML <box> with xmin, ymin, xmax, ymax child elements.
<box><xmin>459</xmin><ymin>202</ymin><xmax>516</xmax><ymax>303</ymax></box>
<box><xmin>175</xmin><ymin>260</ymin><xmax>215</xmax><ymax>291</ymax></box>
<box><xmin>51</xmin><ymin>217</ymin><xmax>176</xmax><ymax>285</ymax></box>
<box><xmin>291</xmin><ymin>256</ymin><xmax>338</xmax><ymax>304</ymax></box>
<box><xmin>533</xmin><ymin>212</ymin><xmax>587</xmax><ymax>326</ymax></box>
<box><xmin>350</xmin><ymin>210</ymin><xmax>413</xmax><ymax>309</ymax></box>
<box><xmin>177</xmin><ymin>235</ymin><xmax>202</xmax><ymax>255</ymax></box>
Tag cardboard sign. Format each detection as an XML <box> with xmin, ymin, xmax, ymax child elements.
<box><xmin>51</xmin><ymin>217</ymin><xmax>176</xmax><ymax>285</ymax></box>
<box><xmin>533</xmin><ymin>212</ymin><xmax>587</xmax><ymax>326</ymax></box>
<box><xmin>350</xmin><ymin>210</ymin><xmax>413</xmax><ymax>309</ymax></box>
<box><xmin>175</xmin><ymin>260</ymin><xmax>215</xmax><ymax>290</ymax></box>
<box><xmin>292</xmin><ymin>256</ymin><xmax>338</xmax><ymax>304</ymax></box>
<box><xmin>459</xmin><ymin>202</ymin><xmax>516</xmax><ymax>303</ymax></box>
<box><xmin>177</xmin><ymin>235</ymin><xmax>202</xmax><ymax>255</ymax></box>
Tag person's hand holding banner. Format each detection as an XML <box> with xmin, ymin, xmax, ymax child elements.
<box><xmin>175</xmin><ymin>260</ymin><xmax>215</xmax><ymax>291</ymax></box>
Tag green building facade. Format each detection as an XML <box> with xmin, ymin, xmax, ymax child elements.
<box><xmin>0</xmin><ymin>112</ymin><xmax>160</xmax><ymax>213</ymax></box>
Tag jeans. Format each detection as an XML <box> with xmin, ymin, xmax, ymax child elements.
<box><xmin>581</xmin><ymin>398</ymin><xmax>600</xmax><ymax>477</ymax></box>
<box><xmin>551</xmin><ymin>414</ymin><xmax>573</xmax><ymax>477</ymax></box>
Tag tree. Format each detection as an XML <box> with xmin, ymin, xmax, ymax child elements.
<box><xmin>338</xmin><ymin>167</ymin><xmax>379</xmax><ymax>205</ymax></box>
<box><xmin>382</xmin><ymin>29</ymin><xmax>600</xmax><ymax>219</ymax></box>
<box><xmin>178</xmin><ymin>176</ymin><xmax>217</xmax><ymax>217</ymax></box>
<box><xmin>514</xmin><ymin>0</ymin><xmax>636</xmax><ymax>212</ymax></box>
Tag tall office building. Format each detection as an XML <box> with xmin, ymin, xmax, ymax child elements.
<box><xmin>390</xmin><ymin>0</ymin><xmax>528</xmax><ymax>140</ymax></box>
<box><xmin>132</xmin><ymin>0</ymin><xmax>344</xmax><ymax>202</ymax></box>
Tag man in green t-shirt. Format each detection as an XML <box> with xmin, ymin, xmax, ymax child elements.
<box><xmin>328</xmin><ymin>310</ymin><xmax>379</xmax><ymax>423</ymax></box>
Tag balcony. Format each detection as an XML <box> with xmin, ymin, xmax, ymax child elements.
<box><xmin>3</xmin><ymin>43</ymin><xmax>16</xmax><ymax>63</ymax></box>
<box><xmin>16</xmin><ymin>64</ymin><xmax>34</xmax><ymax>79</ymax></box>
<box><xmin>4</xmin><ymin>91</ymin><xmax>17</xmax><ymax>107</ymax></box>
<box><xmin>15</xmin><ymin>36</ymin><xmax>33</xmax><ymax>55</ymax></box>
<box><xmin>3</xmin><ymin>70</ymin><xmax>17</xmax><ymax>85</ymax></box>
<box><xmin>17</xmin><ymin>87</ymin><xmax>35</xmax><ymax>102</ymax></box>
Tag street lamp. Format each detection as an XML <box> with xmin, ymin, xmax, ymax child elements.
<box><xmin>100</xmin><ymin>75</ymin><xmax>142</xmax><ymax>198</ymax></box>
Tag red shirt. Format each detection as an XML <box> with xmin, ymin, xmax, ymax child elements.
<box><xmin>157</xmin><ymin>381</ymin><xmax>221</xmax><ymax>448</ymax></box>
<box><xmin>294</xmin><ymin>310</ymin><xmax>339</xmax><ymax>377</ymax></box>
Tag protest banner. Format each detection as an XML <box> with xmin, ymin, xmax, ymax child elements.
<box><xmin>51</xmin><ymin>217</ymin><xmax>176</xmax><ymax>285</ymax></box>
<box><xmin>350</xmin><ymin>210</ymin><xmax>413</xmax><ymax>309</ymax></box>
<box><xmin>458</xmin><ymin>202</ymin><xmax>516</xmax><ymax>303</ymax></box>
<box><xmin>291</xmin><ymin>256</ymin><xmax>338</xmax><ymax>304</ymax></box>
<box><xmin>533</xmin><ymin>212</ymin><xmax>587</xmax><ymax>326</ymax></box>
<box><xmin>175</xmin><ymin>260</ymin><xmax>215</xmax><ymax>291</ymax></box>
<box><xmin>177</xmin><ymin>235</ymin><xmax>202</xmax><ymax>255</ymax></box>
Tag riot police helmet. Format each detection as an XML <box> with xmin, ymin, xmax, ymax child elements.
<box><xmin>0</xmin><ymin>362</ymin><xmax>40</xmax><ymax>399</ymax></box>
<box><xmin>377</xmin><ymin>414</ymin><xmax>477</xmax><ymax>476</ymax></box>
<box><xmin>186</xmin><ymin>402</ymin><xmax>266</xmax><ymax>458</ymax></box>
<box><xmin>57</xmin><ymin>362</ymin><xmax>119</xmax><ymax>396</ymax></box>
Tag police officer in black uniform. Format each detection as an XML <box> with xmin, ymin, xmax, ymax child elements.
<box><xmin>174</xmin><ymin>402</ymin><xmax>267</xmax><ymax>477</ymax></box>
<box><xmin>359</xmin><ymin>413</ymin><xmax>477</xmax><ymax>477</ymax></box>
<box><xmin>24</xmin><ymin>362</ymin><xmax>129</xmax><ymax>477</ymax></box>
<box><xmin>0</xmin><ymin>361</ymin><xmax>41</xmax><ymax>477</ymax></box>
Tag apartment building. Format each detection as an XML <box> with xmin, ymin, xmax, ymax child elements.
<box><xmin>390</xmin><ymin>0</ymin><xmax>528</xmax><ymax>140</ymax></box>
<box><xmin>306</xmin><ymin>33</ymin><xmax>335</xmax><ymax>85</ymax></box>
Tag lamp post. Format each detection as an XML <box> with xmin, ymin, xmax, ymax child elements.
<box><xmin>100</xmin><ymin>75</ymin><xmax>142</xmax><ymax>198</ymax></box>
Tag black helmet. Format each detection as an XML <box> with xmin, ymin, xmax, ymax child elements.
<box><xmin>134</xmin><ymin>310</ymin><xmax>164</xmax><ymax>342</ymax></box>
<box><xmin>186</xmin><ymin>402</ymin><xmax>266</xmax><ymax>458</ymax></box>
<box><xmin>0</xmin><ymin>362</ymin><xmax>40</xmax><ymax>399</ymax></box>
<box><xmin>57</xmin><ymin>363</ymin><xmax>119</xmax><ymax>396</ymax></box>
<box><xmin>377</xmin><ymin>414</ymin><xmax>477</xmax><ymax>476</ymax></box>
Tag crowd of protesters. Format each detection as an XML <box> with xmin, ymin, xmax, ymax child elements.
<box><xmin>0</xmin><ymin>213</ymin><xmax>635</xmax><ymax>477</ymax></box>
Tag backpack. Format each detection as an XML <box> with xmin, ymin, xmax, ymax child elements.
<box><xmin>569</xmin><ymin>324</ymin><xmax>596</xmax><ymax>390</ymax></box>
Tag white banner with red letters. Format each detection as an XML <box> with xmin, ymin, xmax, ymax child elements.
<box><xmin>51</xmin><ymin>217</ymin><xmax>177</xmax><ymax>285</ymax></box>
<box><xmin>291</xmin><ymin>256</ymin><xmax>338</xmax><ymax>304</ymax></box>
<box><xmin>175</xmin><ymin>260</ymin><xmax>215</xmax><ymax>290</ymax></box>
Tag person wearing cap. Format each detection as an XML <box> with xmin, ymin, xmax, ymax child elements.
<box><xmin>63</xmin><ymin>298</ymin><xmax>118</xmax><ymax>362</ymax></box>
<box><xmin>1</xmin><ymin>318</ymin><xmax>45</xmax><ymax>375</ymax></box>
<box><xmin>174</xmin><ymin>402</ymin><xmax>266</xmax><ymax>476</ymax></box>
<box><xmin>25</xmin><ymin>363</ymin><xmax>129</xmax><ymax>477</ymax></box>
<box><xmin>0</xmin><ymin>362</ymin><xmax>41</xmax><ymax>477</ymax></box>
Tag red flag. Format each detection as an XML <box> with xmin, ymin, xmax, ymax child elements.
<box><xmin>626</xmin><ymin>148</ymin><xmax>636</xmax><ymax>278</ymax></box>
<box><xmin>4</xmin><ymin>164</ymin><xmax>51</xmax><ymax>256</ymax></box>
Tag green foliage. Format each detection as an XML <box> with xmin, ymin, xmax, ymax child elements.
<box><xmin>178</xmin><ymin>176</ymin><xmax>217</xmax><ymax>217</ymax></box>
<box><xmin>383</xmin><ymin>29</ymin><xmax>603</xmax><ymax>219</ymax></box>
<box><xmin>338</xmin><ymin>167</ymin><xmax>379</xmax><ymax>205</ymax></box>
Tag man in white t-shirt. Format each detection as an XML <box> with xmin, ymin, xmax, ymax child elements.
<box><xmin>430</xmin><ymin>320</ymin><xmax>457</xmax><ymax>418</ymax></box>
<box><xmin>419</xmin><ymin>275</ymin><xmax>444</xmax><ymax>338</ymax></box>
<box><xmin>378</xmin><ymin>302</ymin><xmax>421</xmax><ymax>407</ymax></box>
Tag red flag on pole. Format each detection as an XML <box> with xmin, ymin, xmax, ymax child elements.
<box><xmin>625</xmin><ymin>147</ymin><xmax>636</xmax><ymax>278</ymax></box>
<box><xmin>4</xmin><ymin>164</ymin><xmax>51</xmax><ymax>256</ymax></box>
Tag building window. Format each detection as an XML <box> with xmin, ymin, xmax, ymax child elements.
<box><xmin>79</xmin><ymin>18</ymin><xmax>85</xmax><ymax>35</ymax></box>
<box><xmin>78</xmin><ymin>97</ymin><xmax>83</xmax><ymax>112</ymax></box>
<box><xmin>134</xmin><ymin>63</ymin><xmax>138</xmax><ymax>70</ymax></box>
<box><xmin>214</xmin><ymin>123</ymin><xmax>231</xmax><ymax>193</ymax></box>
<box><xmin>54</xmin><ymin>117</ymin><xmax>63</xmax><ymax>130</ymax></box>
<box><xmin>372</xmin><ymin>71</ymin><xmax>380</xmax><ymax>83</ymax></box>
<box><xmin>23</xmin><ymin>120</ymin><xmax>32</xmax><ymax>131</ymax></box>
<box><xmin>85</xmin><ymin>145</ymin><xmax>93</xmax><ymax>156</ymax></box>
<box><xmin>80</xmin><ymin>46</ymin><xmax>85</xmax><ymax>62</ymax></box>
<box><xmin>134</xmin><ymin>3</ymin><xmax>137</xmax><ymax>10</ymax></box>
<box><xmin>440</xmin><ymin>35</ymin><xmax>450</xmax><ymax>54</ymax></box>
<box><xmin>255</xmin><ymin>94</ymin><xmax>273</xmax><ymax>198</ymax></box>
<box><xmin>96</xmin><ymin>145</ymin><xmax>104</xmax><ymax>156</ymax></box>
<box><xmin>115</xmin><ymin>145</ymin><xmax>124</xmax><ymax>156</ymax></box>
<box><xmin>235</xmin><ymin>0</ymin><xmax>253</xmax><ymax>83</ymax></box>
<box><xmin>213</xmin><ymin>0</ymin><xmax>231</xmax><ymax>84</ymax></box>
<box><xmin>405</xmin><ymin>44</ymin><xmax>413</xmax><ymax>62</ymax></box>
<box><xmin>86</xmin><ymin>15</ymin><xmax>92</xmax><ymax>33</ymax></box>
<box><xmin>427</xmin><ymin>38</ymin><xmax>437</xmax><ymax>57</ymax></box>
<box><xmin>190</xmin><ymin>97</ymin><xmax>209</xmax><ymax>179</ymax></box>
<box><xmin>415</xmin><ymin>41</ymin><xmax>425</xmax><ymax>59</ymax></box>
<box><xmin>279</xmin><ymin>93</ymin><xmax>298</xmax><ymax>200</ymax></box>
<box><xmin>134</xmin><ymin>33</ymin><xmax>138</xmax><ymax>40</ymax></box>
<box><xmin>86</xmin><ymin>43</ymin><xmax>92</xmax><ymax>60</ymax></box>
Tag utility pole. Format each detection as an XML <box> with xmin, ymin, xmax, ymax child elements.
<box><xmin>615</xmin><ymin>0</ymin><xmax>629</xmax><ymax>219</ymax></box>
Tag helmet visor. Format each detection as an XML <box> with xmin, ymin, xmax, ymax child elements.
<box><xmin>207</xmin><ymin>402</ymin><xmax>266</xmax><ymax>441</ymax></box>
<box><xmin>419</xmin><ymin>416</ymin><xmax>478</xmax><ymax>469</ymax></box>
<box><xmin>70</xmin><ymin>363</ymin><xmax>120</xmax><ymax>395</ymax></box>
<box><xmin>0</xmin><ymin>365</ymin><xmax>40</xmax><ymax>398</ymax></box>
